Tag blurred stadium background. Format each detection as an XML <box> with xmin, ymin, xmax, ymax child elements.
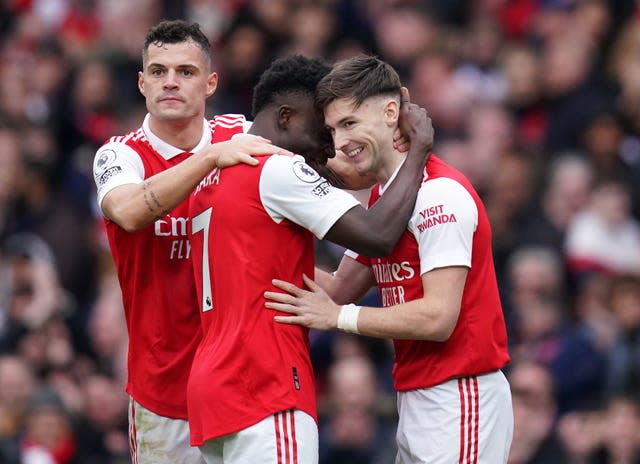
<box><xmin>1</xmin><ymin>0</ymin><xmax>640</xmax><ymax>463</ymax></box>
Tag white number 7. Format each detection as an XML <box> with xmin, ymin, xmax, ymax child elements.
<box><xmin>192</xmin><ymin>207</ymin><xmax>213</xmax><ymax>312</ymax></box>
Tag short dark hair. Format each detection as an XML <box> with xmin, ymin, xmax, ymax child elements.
<box><xmin>252</xmin><ymin>55</ymin><xmax>331</xmax><ymax>117</ymax></box>
<box><xmin>316</xmin><ymin>55</ymin><xmax>401</xmax><ymax>110</ymax></box>
<box><xmin>143</xmin><ymin>20</ymin><xmax>211</xmax><ymax>66</ymax></box>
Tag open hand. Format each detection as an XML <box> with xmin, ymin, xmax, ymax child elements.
<box><xmin>397</xmin><ymin>87</ymin><xmax>434</xmax><ymax>154</ymax></box>
<box><xmin>264</xmin><ymin>274</ymin><xmax>341</xmax><ymax>331</ymax></box>
<box><xmin>211</xmin><ymin>133</ymin><xmax>294</xmax><ymax>168</ymax></box>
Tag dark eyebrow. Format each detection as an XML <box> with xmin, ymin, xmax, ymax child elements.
<box><xmin>335</xmin><ymin>116</ymin><xmax>353</xmax><ymax>126</ymax></box>
<box><xmin>146</xmin><ymin>63</ymin><xmax>199</xmax><ymax>71</ymax></box>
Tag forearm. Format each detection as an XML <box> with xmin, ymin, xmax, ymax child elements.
<box><xmin>314</xmin><ymin>267</ymin><xmax>333</xmax><ymax>291</ymax></box>
<box><xmin>366</xmin><ymin>147</ymin><xmax>429</xmax><ymax>248</ymax></box>
<box><xmin>343</xmin><ymin>298</ymin><xmax>456</xmax><ymax>342</ymax></box>
<box><xmin>103</xmin><ymin>150</ymin><xmax>217</xmax><ymax>231</ymax></box>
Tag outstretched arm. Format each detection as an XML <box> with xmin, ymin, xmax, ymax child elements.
<box><xmin>323</xmin><ymin>88</ymin><xmax>434</xmax><ymax>257</ymax></box>
<box><xmin>265</xmin><ymin>265</ymin><xmax>467</xmax><ymax>341</ymax></box>
<box><xmin>99</xmin><ymin>134</ymin><xmax>292</xmax><ymax>232</ymax></box>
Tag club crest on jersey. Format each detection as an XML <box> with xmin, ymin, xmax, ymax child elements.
<box><xmin>95</xmin><ymin>149</ymin><xmax>118</xmax><ymax>174</ymax></box>
<box><xmin>292</xmin><ymin>161</ymin><xmax>321</xmax><ymax>183</ymax></box>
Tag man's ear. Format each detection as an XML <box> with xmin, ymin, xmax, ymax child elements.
<box><xmin>205</xmin><ymin>72</ymin><xmax>218</xmax><ymax>98</ymax></box>
<box><xmin>277</xmin><ymin>106</ymin><xmax>293</xmax><ymax>130</ymax></box>
<box><xmin>383</xmin><ymin>98</ymin><xmax>400</xmax><ymax>127</ymax></box>
<box><xmin>137</xmin><ymin>71</ymin><xmax>145</xmax><ymax>97</ymax></box>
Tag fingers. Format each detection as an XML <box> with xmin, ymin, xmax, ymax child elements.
<box><xmin>394</xmin><ymin>140</ymin><xmax>410</xmax><ymax>153</ymax></box>
<box><xmin>265</xmin><ymin>301</ymin><xmax>297</xmax><ymax>313</ymax></box>
<box><xmin>271</xmin><ymin>279</ymin><xmax>304</xmax><ymax>296</ymax></box>
<box><xmin>400</xmin><ymin>86</ymin><xmax>411</xmax><ymax>105</ymax></box>
<box><xmin>271</xmin><ymin>145</ymin><xmax>294</xmax><ymax>157</ymax></box>
<box><xmin>273</xmin><ymin>316</ymin><xmax>302</xmax><ymax>325</ymax></box>
<box><xmin>238</xmin><ymin>154</ymin><xmax>259</xmax><ymax>166</ymax></box>
<box><xmin>232</xmin><ymin>133</ymin><xmax>271</xmax><ymax>144</ymax></box>
<box><xmin>302</xmin><ymin>274</ymin><xmax>321</xmax><ymax>291</ymax></box>
<box><xmin>264</xmin><ymin>291</ymin><xmax>297</xmax><ymax>304</ymax></box>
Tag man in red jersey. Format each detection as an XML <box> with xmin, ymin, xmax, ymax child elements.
<box><xmin>187</xmin><ymin>55</ymin><xmax>433</xmax><ymax>463</ymax></box>
<box><xmin>92</xmin><ymin>20</ymin><xmax>294</xmax><ymax>464</ymax></box>
<box><xmin>266</xmin><ymin>56</ymin><xmax>513</xmax><ymax>464</ymax></box>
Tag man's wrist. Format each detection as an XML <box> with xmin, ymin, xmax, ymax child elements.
<box><xmin>337</xmin><ymin>304</ymin><xmax>361</xmax><ymax>334</ymax></box>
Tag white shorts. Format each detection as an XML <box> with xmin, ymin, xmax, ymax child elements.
<box><xmin>129</xmin><ymin>398</ymin><xmax>205</xmax><ymax>464</ymax></box>
<box><xmin>395</xmin><ymin>370</ymin><xmax>513</xmax><ymax>464</ymax></box>
<box><xmin>199</xmin><ymin>409</ymin><xmax>318</xmax><ymax>464</ymax></box>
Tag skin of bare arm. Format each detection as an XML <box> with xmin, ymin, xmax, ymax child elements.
<box><xmin>265</xmin><ymin>265</ymin><xmax>468</xmax><ymax>342</ymax></box>
<box><xmin>322</xmin><ymin>88</ymin><xmax>434</xmax><ymax>257</ymax></box>
<box><xmin>101</xmin><ymin>135</ymin><xmax>293</xmax><ymax>232</ymax></box>
<box><xmin>315</xmin><ymin>256</ymin><xmax>375</xmax><ymax>304</ymax></box>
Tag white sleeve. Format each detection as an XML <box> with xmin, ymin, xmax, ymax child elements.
<box><xmin>408</xmin><ymin>177</ymin><xmax>478</xmax><ymax>275</ymax></box>
<box><xmin>259</xmin><ymin>155</ymin><xmax>360</xmax><ymax>239</ymax></box>
<box><xmin>93</xmin><ymin>142</ymin><xmax>145</xmax><ymax>212</ymax></box>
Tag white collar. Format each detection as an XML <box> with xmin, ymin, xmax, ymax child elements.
<box><xmin>379</xmin><ymin>158</ymin><xmax>406</xmax><ymax>195</ymax></box>
<box><xmin>142</xmin><ymin>114</ymin><xmax>211</xmax><ymax>159</ymax></box>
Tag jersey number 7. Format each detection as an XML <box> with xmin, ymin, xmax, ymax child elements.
<box><xmin>192</xmin><ymin>207</ymin><xmax>213</xmax><ymax>312</ymax></box>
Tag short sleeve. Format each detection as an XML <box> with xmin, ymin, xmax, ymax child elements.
<box><xmin>408</xmin><ymin>177</ymin><xmax>478</xmax><ymax>275</ymax></box>
<box><xmin>93</xmin><ymin>142</ymin><xmax>145</xmax><ymax>212</ymax></box>
<box><xmin>259</xmin><ymin>155</ymin><xmax>360</xmax><ymax>239</ymax></box>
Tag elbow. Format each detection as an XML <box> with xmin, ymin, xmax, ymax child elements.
<box><xmin>428</xmin><ymin>325</ymin><xmax>455</xmax><ymax>342</ymax></box>
<box><xmin>428</xmin><ymin>316</ymin><xmax>457</xmax><ymax>342</ymax></box>
<box><xmin>414</xmin><ymin>317</ymin><xmax>456</xmax><ymax>342</ymax></box>
<box><xmin>109</xmin><ymin>209</ymin><xmax>148</xmax><ymax>233</ymax></box>
<box><xmin>120</xmin><ymin>220</ymin><xmax>146</xmax><ymax>233</ymax></box>
<box><xmin>359</xmin><ymin>237</ymin><xmax>395</xmax><ymax>258</ymax></box>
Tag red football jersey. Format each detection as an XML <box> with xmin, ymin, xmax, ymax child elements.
<box><xmin>358</xmin><ymin>155</ymin><xmax>510</xmax><ymax>391</ymax></box>
<box><xmin>187</xmin><ymin>154</ymin><xmax>359</xmax><ymax>444</ymax></box>
<box><xmin>100</xmin><ymin>115</ymin><xmax>245</xmax><ymax>419</ymax></box>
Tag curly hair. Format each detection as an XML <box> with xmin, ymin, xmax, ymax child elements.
<box><xmin>143</xmin><ymin>20</ymin><xmax>211</xmax><ymax>66</ymax></box>
<box><xmin>251</xmin><ymin>55</ymin><xmax>331</xmax><ymax>117</ymax></box>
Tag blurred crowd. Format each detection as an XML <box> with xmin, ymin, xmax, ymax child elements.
<box><xmin>1</xmin><ymin>0</ymin><xmax>640</xmax><ymax>463</ymax></box>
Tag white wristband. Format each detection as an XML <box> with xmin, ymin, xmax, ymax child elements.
<box><xmin>337</xmin><ymin>304</ymin><xmax>361</xmax><ymax>334</ymax></box>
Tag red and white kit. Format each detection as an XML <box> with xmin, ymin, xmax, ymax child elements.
<box><xmin>352</xmin><ymin>154</ymin><xmax>513</xmax><ymax>464</ymax></box>
<box><xmin>188</xmin><ymin>154</ymin><xmax>359</xmax><ymax>462</ymax></box>
<box><xmin>93</xmin><ymin>114</ymin><xmax>246</xmax><ymax>463</ymax></box>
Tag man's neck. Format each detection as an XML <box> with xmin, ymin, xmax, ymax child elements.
<box><xmin>148</xmin><ymin>116</ymin><xmax>204</xmax><ymax>152</ymax></box>
<box><xmin>376</xmin><ymin>148</ymin><xmax>406</xmax><ymax>186</ymax></box>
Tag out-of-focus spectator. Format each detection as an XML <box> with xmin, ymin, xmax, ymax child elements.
<box><xmin>543</xmin><ymin>31</ymin><xmax>614</xmax><ymax>154</ymax></box>
<box><xmin>318</xmin><ymin>355</ymin><xmax>395</xmax><ymax>464</ymax></box>
<box><xmin>484</xmin><ymin>150</ymin><xmax>537</xmax><ymax>277</ymax></box>
<box><xmin>519</xmin><ymin>153</ymin><xmax>594</xmax><ymax>255</ymax></box>
<box><xmin>75</xmin><ymin>374</ymin><xmax>129</xmax><ymax>463</ymax></box>
<box><xmin>556</xmin><ymin>407</ymin><xmax>603</xmax><ymax>464</ymax></box>
<box><xmin>604</xmin><ymin>274</ymin><xmax>640</xmax><ymax>399</ymax></box>
<box><xmin>591</xmin><ymin>394</ymin><xmax>640</xmax><ymax>463</ymax></box>
<box><xmin>371</xmin><ymin>5</ymin><xmax>435</xmax><ymax>77</ymax></box>
<box><xmin>410</xmin><ymin>50</ymin><xmax>473</xmax><ymax>139</ymax></box>
<box><xmin>565</xmin><ymin>179</ymin><xmax>640</xmax><ymax>278</ymax></box>
<box><xmin>0</xmin><ymin>234</ymin><xmax>69</xmax><ymax>348</ymax></box>
<box><xmin>499</xmin><ymin>44</ymin><xmax>547</xmax><ymax>147</ymax></box>
<box><xmin>20</xmin><ymin>387</ymin><xmax>77</xmax><ymax>464</ymax></box>
<box><xmin>0</xmin><ymin>355</ymin><xmax>37</xmax><ymax>463</ymax></box>
<box><xmin>506</xmin><ymin>246</ymin><xmax>605</xmax><ymax>412</ymax></box>
<box><xmin>508</xmin><ymin>359</ymin><xmax>568</xmax><ymax>464</ymax></box>
<box><xmin>283</xmin><ymin>3</ymin><xmax>336</xmax><ymax>58</ymax></box>
<box><xmin>455</xmin><ymin>15</ymin><xmax>506</xmax><ymax>104</ymax></box>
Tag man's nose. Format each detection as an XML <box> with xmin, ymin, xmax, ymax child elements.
<box><xmin>333</xmin><ymin>130</ymin><xmax>348</xmax><ymax>152</ymax></box>
<box><xmin>163</xmin><ymin>69</ymin><xmax>179</xmax><ymax>89</ymax></box>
